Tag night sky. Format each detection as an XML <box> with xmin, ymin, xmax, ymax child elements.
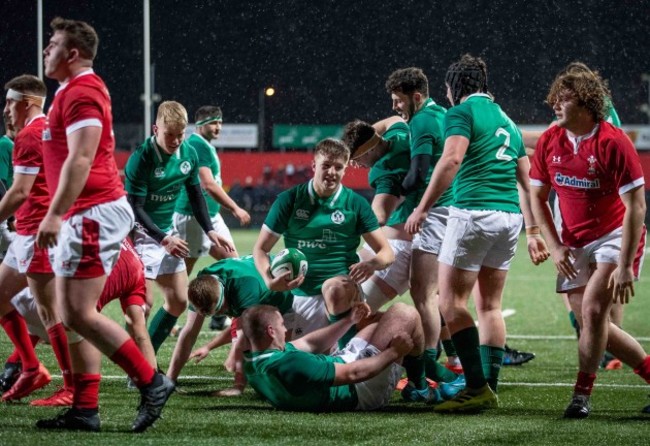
<box><xmin>2</xmin><ymin>0</ymin><xmax>649</xmax><ymax>148</ymax></box>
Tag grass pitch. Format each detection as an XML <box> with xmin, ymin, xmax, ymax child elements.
<box><xmin>1</xmin><ymin>229</ymin><xmax>649</xmax><ymax>445</ymax></box>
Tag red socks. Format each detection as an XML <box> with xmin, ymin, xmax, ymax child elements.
<box><xmin>633</xmin><ymin>355</ymin><xmax>650</xmax><ymax>383</ymax></box>
<box><xmin>0</xmin><ymin>310</ymin><xmax>39</xmax><ymax>370</ymax></box>
<box><xmin>47</xmin><ymin>323</ymin><xmax>74</xmax><ymax>389</ymax></box>
<box><xmin>109</xmin><ymin>338</ymin><xmax>155</xmax><ymax>387</ymax></box>
<box><xmin>72</xmin><ymin>373</ymin><xmax>100</xmax><ymax>409</ymax></box>
<box><xmin>574</xmin><ymin>370</ymin><xmax>597</xmax><ymax>396</ymax></box>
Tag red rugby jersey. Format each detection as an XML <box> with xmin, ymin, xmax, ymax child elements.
<box><xmin>530</xmin><ymin>122</ymin><xmax>644</xmax><ymax>248</ymax></box>
<box><xmin>42</xmin><ymin>70</ymin><xmax>125</xmax><ymax>217</ymax></box>
<box><xmin>12</xmin><ymin>115</ymin><xmax>50</xmax><ymax>235</ymax></box>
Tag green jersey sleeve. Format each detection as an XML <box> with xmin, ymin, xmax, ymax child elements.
<box><xmin>263</xmin><ymin>188</ymin><xmax>296</xmax><ymax>234</ymax></box>
<box><xmin>444</xmin><ymin>105</ymin><xmax>473</xmax><ymax>140</ymax></box>
<box><xmin>409</xmin><ymin>114</ymin><xmax>436</xmax><ymax>158</ymax></box>
<box><xmin>355</xmin><ymin>195</ymin><xmax>380</xmax><ymax>234</ymax></box>
<box><xmin>124</xmin><ymin>148</ymin><xmax>150</xmax><ymax>197</ymax></box>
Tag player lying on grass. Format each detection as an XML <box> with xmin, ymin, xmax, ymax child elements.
<box><xmin>241</xmin><ymin>302</ymin><xmax>435</xmax><ymax>412</ymax></box>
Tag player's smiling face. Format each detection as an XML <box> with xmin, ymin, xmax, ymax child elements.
<box><xmin>154</xmin><ymin>121</ymin><xmax>186</xmax><ymax>154</ymax></box>
<box><xmin>312</xmin><ymin>152</ymin><xmax>347</xmax><ymax>197</ymax></box>
<box><xmin>391</xmin><ymin>92</ymin><xmax>416</xmax><ymax>122</ymax></box>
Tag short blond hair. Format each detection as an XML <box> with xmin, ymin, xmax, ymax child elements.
<box><xmin>156</xmin><ymin>101</ymin><xmax>188</xmax><ymax>127</ymax></box>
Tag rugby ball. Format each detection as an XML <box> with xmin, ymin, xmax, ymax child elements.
<box><xmin>270</xmin><ymin>248</ymin><xmax>308</xmax><ymax>280</ymax></box>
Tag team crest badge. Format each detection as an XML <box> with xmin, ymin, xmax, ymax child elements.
<box><xmin>180</xmin><ymin>161</ymin><xmax>192</xmax><ymax>175</ymax></box>
<box><xmin>587</xmin><ymin>155</ymin><xmax>597</xmax><ymax>175</ymax></box>
<box><xmin>331</xmin><ymin>210</ymin><xmax>345</xmax><ymax>224</ymax></box>
<box><xmin>154</xmin><ymin>167</ymin><xmax>165</xmax><ymax>178</ymax></box>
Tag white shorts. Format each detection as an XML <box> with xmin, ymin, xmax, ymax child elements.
<box><xmin>11</xmin><ymin>287</ymin><xmax>48</xmax><ymax>341</ymax></box>
<box><xmin>132</xmin><ymin>228</ymin><xmax>186</xmax><ymax>280</ymax></box>
<box><xmin>557</xmin><ymin>227</ymin><xmax>646</xmax><ymax>292</ymax></box>
<box><xmin>412</xmin><ymin>206</ymin><xmax>448</xmax><ymax>255</ymax></box>
<box><xmin>363</xmin><ymin>238</ymin><xmax>412</xmax><ymax>295</ymax></box>
<box><xmin>0</xmin><ymin>221</ymin><xmax>14</xmax><ymax>261</ymax></box>
<box><xmin>50</xmin><ymin>197</ymin><xmax>134</xmax><ymax>278</ymax></box>
<box><xmin>172</xmin><ymin>212</ymin><xmax>233</xmax><ymax>258</ymax></box>
<box><xmin>439</xmin><ymin>207</ymin><xmax>523</xmax><ymax>272</ymax></box>
<box><xmin>4</xmin><ymin>233</ymin><xmax>53</xmax><ymax>274</ymax></box>
<box><xmin>332</xmin><ymin>337</ymin><xmax>403</xmax><ymax>411</ymax></box>
<box><xmin>289</xmin><ymin>295</ymin><xmax>328</xmax><ymax>338</ymax></box>
<box><xmin>10</xmin><ymin>287</ymin><xmax>84</xmax><ymax>343</ymax></box>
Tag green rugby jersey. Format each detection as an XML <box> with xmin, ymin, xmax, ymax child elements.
<box><xmin>244</xmin><ymin>343</ymin><xmax>357</xmax><ymax>411</ymax></box>
<box><xmin>409</xmin><ymin>98</ymin><xmax>454</xmax><ymax>207</ymax></box>
<box><xmin>264</xmin><ymin>180</ymin><xmax>379</xmax><ymax>296</ymax></box>
<box><xmin>125</xmin><ymin>136</ymin><xmax>200</xmax><ymax>232</ymax></box>
<box><xmin>604</xmin><ymin>99</ymin><xmax>621</xmax><ymax>127</ymax></box>
<box><xmin>197</xmin><ymin>255</ymin><xmax>293</xmax><ymax>316</ymax></box>
<box><xmin>368</xmin><ymin>121</ymin><xmax>410</xmax><ymax>196</ymax></box>
<box><xmin>174</xmin><ymin>133</ymin><xmax>222</xmax><ymax>217</ymax></box>
<box><xmin>444</xmin><ymin>94</ymin><xmax>525</xmax><ymax>213</ymax></box>
<box><xmin>0</xmin><ymin>135</ymin><xmax>14</xmax><ymax>188</ymax></box>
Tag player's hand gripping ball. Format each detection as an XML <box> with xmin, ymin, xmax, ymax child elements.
<box><xmin>270</xmin><ymin>248</ymin><xmax>308</xmax><ymax>280</ymax></box>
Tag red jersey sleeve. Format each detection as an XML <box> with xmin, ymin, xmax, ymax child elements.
<box><xmin>601</xmin><ymin>130</ymin><xmax>645</xmax><ymax>195</ymax></box>
<box><xmin>61</xmin><ymin>86</ymin><xmax>105</xmax><ymax>134</ymax></box>
<box><xmin>529</xmin><ymin>128</ymin><xmax>553</xmax><ymax>185</ymax></box>
<box><xmin>13</xmin><ymin>126</ymin><xmax>43</xmax><ymax>173</ymax></box>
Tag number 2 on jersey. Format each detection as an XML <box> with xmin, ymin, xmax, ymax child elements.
<box><xmin>495</xmin><ymin>128</ymin><xmax>513</xmax><ymax>161</ymax></box>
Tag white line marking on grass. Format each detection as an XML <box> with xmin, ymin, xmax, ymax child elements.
<box><xmin>500</xmin><ymin>382</ymin><xmax>649</xmax><ymax>389</ymax></box>
<box><xmin>49</xmin><ymin>375</ymin><xmax>649</xmax><ymax>389</ymax></box>
<box><xmin>508</xmin><ymin>334</ymin><xmax>650</xmax><ymax>342</ymax></box>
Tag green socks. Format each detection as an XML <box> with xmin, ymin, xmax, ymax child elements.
<box><xmin>402</xmin><ymin>354</ymin><xmax>427</xmax><ymax>389</ymax></box>
<box><xmin>480</xmin><ymin>345</ymin><xmax>505</xmax><ymax>392</ymax></box>
<box><xmin>569</xmin><ymin>311</ymin><xmax>581</xmax><ymax>338</ymax></box>
<box><xmin>424</xmin><ymin>348</ymin><xmax>458</xmax><ymax>383</ymax></box>
<box><xmin>148</xmin><ymin>308</ymin><xmax>178</xmax><ymax>354</ymax></box>
<box><xmin>451</xmin><ymin>326</ymin><xmax>487</xmax><ymax>390</ymax></box>
<box><xmin>442</xmin><ymin>339</ymin><xmax>458</xmax><ymax>358</ymax></box>
<box><xmin>327</xmin><ymin>310</ymin><xmax>357</xmax><ymax>350</ymax></box>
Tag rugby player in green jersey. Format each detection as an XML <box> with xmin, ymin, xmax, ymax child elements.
<box><xmin>241</xmin><ymin>302</ymin><xmax>429</xmax><ymax>412</ymax></box>
<box><xmin>173</xmin><ymin>105</ymin><xmax>250</xmax><ymax>274</ymax></box>
<box><xmin>343</xmin><ymin>116</ymin><xmax>446</xmax><ymax>403</ymax></box>
<box><xmin>166</xmin><ymin>255</ymin><xmax>293</xmax><ymax>395</ymax></box>
<box><xmin>125</xmin><ymin>101</ymin><xmax>234</xmax><ymax>361</ymax></box>
<box><xmin>173</xmin><ymin>105</ymin><xmax>250</xmax><ymax>332</ymax></box>
<box><xmin>385</xmin><ymin>67</ymin><xmax>462</xmax><ymax>389</ymax></box>
<box><xmin>0</xmin><ymin>114</ymin><xmax>15</xmax><ymax>259</ymax></box>
<box><xmin>342</xmin><ymin>116</ymin><xmax>411</xmax><ymax>310</ymax></box>
<box><xmin>406</xmin><ymin>54</ymin><xmax>548</xmax><ymax>412</ymax></box>
<box><xmin>253</xmin><ymin>138</ymin><xmax>394</xmax><ymax>343</ymax></box>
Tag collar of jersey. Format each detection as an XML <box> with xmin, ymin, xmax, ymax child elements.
<box><xmin>55</xmin><ymin>69</ymin><xmax>95</xmax><ymax>97</ymax></box>
<box><xmin>194</xmin><ymin>132</ymin><xmax>215</xmax><ymax>149</ymax></box>
<box><xmin>244</xmin><ymin>349</ymin><xmax>282</xmax><ymax>362</ymax></box>
<box><xmin>464</xmin><ymin>93</ymin><xmax>492</xmax><ymax>103</ymax></box>
<box><xmin>308</xmin><ymin>179</ymin><xmax>342</xmax><ymax>207</ymax></box>
<box><xmin>149</xmin><ymin>136</ymin><xmax>181</xmax><ymax>163</ymax></box>
<box><xmin>413</xmin><ymin>98</ymin><xmax>436</xmax><ymax>118</ymax></box>
<box><xmin>25</xmin><ymin>114</ymin><xmax>46</xmax><ymax>127</ymax></box>
<box><xmin>565</xmin><ymin>123</ymin><xmax>599</xmax><ymax>153</ymax></box>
